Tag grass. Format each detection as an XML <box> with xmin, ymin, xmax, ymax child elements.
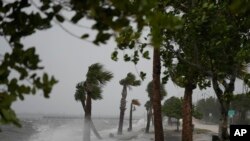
<box><xmin>194</xmin><ymin>128</ymin><xmax>212</xmax><ymax>134</ymax></box>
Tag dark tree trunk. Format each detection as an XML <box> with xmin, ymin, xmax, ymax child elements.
<box><xmin>240</xmin><ymin>111</ymin><xmax>247</xmax><ymax>124</ymax></box>
<box><xmin>182</xmin><ymin>84</ymin><xmax>194</xmax><ymax>141</ymax></box>
<box><xmin>212</xmin><ymin>74</ymin><xmax>235</xmax><ymax>141</ymax></box>
<box><xmin>219</xmin><ymin>102</ymin><xmax>229</xmax><ymax>141</ymax></box>
<box><xmin>128</xmin><ymin>102</ymin><xmax>133</xmax><ymax>132</ymax></box>
<box><xmin>145</xmin><ymin>106</ymin><xmax>152</xmax><ymax>133</ymax></box>
<box><xmin>84</xmin><ymin>95</ymin><xmax>92</xmax><ymax>141</ymax></box>
<box><xmin>118</xmin><ymin>85</ymin><xmax>127</xmax><ymax>135</ymax></box>
<box><xmin>152</xmin><ymin>48</ymin><xmax>164</xmax><ymax>141</ymax></box>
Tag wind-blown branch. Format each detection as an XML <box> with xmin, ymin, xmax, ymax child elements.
<box><xmin>30</xmin><ymin>0</ymin><xmax>92</xmax><ymax>44</ymax></box>
<box><xmin>54</xmin><ymin>21</ymin><xmax>92</xmax><ymax>43</ymax></box>
<box><xmin>176</xmin><ymin>50</ymin><xmax>213</xmax><ymax>76</ymax></box>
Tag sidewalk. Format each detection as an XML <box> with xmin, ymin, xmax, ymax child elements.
<box><xmin>164</xmin><ymin>128</ymin><xmax>214</xmax><ymax>141</ymax></box>
<box><xmin>163</xmin><ymin>122</ymin><xmax>217</xmax><ymax>141</ymax></box>
<box><xmin>164</xmin><ymin>130</ymin><xmax>181</xmax><ymax>141</ymax></box>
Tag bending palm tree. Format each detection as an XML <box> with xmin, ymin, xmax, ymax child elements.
<box><xmin>128</xmin><ymin>99</ymin><xmax>140</xmax><ymax>132</ymax></box>
<box><xmin>117</xmin><ymin>73</ymin><xmax>141</xmax><ymax>135</ymax></box>
<box><xmin>74</xmin><ymin>63</ymin><xmax>113</xmax><ymax>141</ymax></box>
<box><xmin>145</xmin><ymin>81</ymin><xmax>167</xmax><ymax>133</ymax></box>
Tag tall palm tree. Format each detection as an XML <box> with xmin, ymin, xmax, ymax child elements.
<box><xmin>145</xmin><ymin>81</ymin><xmax>167</xmax><ymax>133</ymax></box>
<box><xmin>74</xmin><ymin>63</ymin><xmax>113</xmax><ymax>141</ymax></box>
<box><xmin>128</xmin><ymin>99</ymin><xmax>140</xmax><ymax>132</ymax></box>
<box><xmin>117</xmin><ymin>72</ymin><xmax>141</xmax><ymax>135</ymax></box>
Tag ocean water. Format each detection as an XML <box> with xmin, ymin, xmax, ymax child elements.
<box><xmin>0</xmin><ymin>115</ymin><xmax>143</xmax><ymax>141</ymax></box>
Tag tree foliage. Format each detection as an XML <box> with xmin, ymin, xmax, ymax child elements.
<box><xmin>162</xmin><ymin>96</ymin><xmax>182</xmax><ymax>119</ymax></box>
<box><xmin>74</xmin><ymin>63</ymin><xmax>113</xmax><ymax>141</ymax></box>
<box><xmin>0</xmin><ymin>0</ymin><xmax>61</xmax><ymax>128</ymax></box>
<box><xmin>74</xmin><ymin>63</ymin><xmax>113</xmax><ymax>102</ymax></box>
<box><xmin>0</xmin><ymin>41</ymin><xmax>57</xmax><ymax>128</ymax></box>
<box><xmin>160</xmin><ymin>1</ymin><xmax>249</xmax><ymax>140</ymax></box>
<box><xmin>163</xmin><ymin>96</ymin><xmax>202</xmax><ymax>120</ymax></box>
<box><xmin>1</xmin><ymin>1</ymin><xmax>250</xmax><ymax>140</ymax></box>
<box><xmin>119</xmin><ymin>73</ymin><xmax>141</xmax><ymax>87</ymax></box>
<box><xmin>146</xmin><ymin>81</ymin><xmax>167</xmax><ymax>100</ymax></box>
<box><xmin>196</xmin><ymin>97</ymin><xmax>220</xmax><ymax>123</ymax></box>
<box><xmin>131</xmin><ymin>99</ymin><xmax>141</xmax><ymax>106</ymax></box>
<box><xmin>118</xmin><ymin>72</ymin><xmax>140</xmax><ymax>134</ymax></box>
<box><xmin>231</xmin><ymin>94</ymin><xmax>250</xmax><ymax>124</ymax></box>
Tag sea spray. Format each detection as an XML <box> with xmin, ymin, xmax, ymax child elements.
<box><xmin>26</xmin><ymin>117</ymin><xmax>150</xmax><ymax>141</ymax></box>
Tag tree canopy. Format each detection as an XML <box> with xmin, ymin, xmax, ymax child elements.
<box><xmin>162</xmin><ymin>96</ymin><xmax>182</xmax><ymax>120</ymax></box>
<box><xmin>74</xmin><ymin>63</ymin><xmax>113</xmax><ymax>101</ymax></box>
<box><xmin>119</xmin><ymin>73</ymin><xmax>141</xmax><ymax>87</ymax></box>
<box><xmin>231</xmin><ymin>94</ymin><xmax>250</xmax><ymax>124</ymax></box>
<box><xmin>196</xmin><ymin>96</ymin><xmax>220</xmax><ymax>123</ymax></box>
<box><xmin>1</xmin><ymin>1</ymin><xmax>250</xmax><ymax>140</ymax></box>
<box><xmin>146</xmin><ymin>81</ymin><xmax>167</xmax><ymax>100</ymax></box>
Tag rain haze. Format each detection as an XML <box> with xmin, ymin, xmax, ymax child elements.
<box><xmin>1</xmin><ymin>22</ymin><xmax>180</xmax><ymax>117</ymax></box>
<box><xmin>0</xmin><ymin>1</ymin><xmax>245</xmax><ymax>119</ymax></box>
<box><xmin>1</xmin><ymin>22</ymin><xmax>245</xmax><ymax>118</ymax></box>
<box><xmin>1</xmin><ymin>1</ymin><xmax>250</xmax><ymax>141</ymax></box>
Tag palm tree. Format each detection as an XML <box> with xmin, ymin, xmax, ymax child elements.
<box><xmin>74</xmin><ymin>63</ymin><xmax>113</xmax><ymax>141</ymax></box>
<box><xmin>152</xmin><ymin>45</ymin><xmax>167</xmax><ymax>141</ymax></box>
<box><xmin>117</xmin><ymin>73</ymin><xmax>141</xmax><ymax>135</ymax></box>
<box><xmin>145</xmin><ymin>81</ymin><xmax>167</xmax><ymax>133</ymax></box>
<box><xmin>128</xmin><ymin>99</ymin><xmax>140</xmax><ymax>132</ymax></box>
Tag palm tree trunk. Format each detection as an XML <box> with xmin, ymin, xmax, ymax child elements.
<box><xmin>128</xmin><ymin>102</ymin><xmax>133</xmax><ymax>132</ymax></box>
<box><xmin>84</xmin><ymin>95</ymin><xmax>92</xmax><ymax>141</ymax></box>
<box><xmin>152</xmin><ymin>47</ymin><xmax>164</xmax><ymax>141</ymax></box>
<box><xmin>81</xmin><ymin>99</ymin><xmax>102</xmax><ymax>140</ymax></box>
<box><xmin>90</xmin><ymin>120</ymin><xmax>102</xmax><ymax>139</ymax></box>
<box><xmin>182</xmin><ymin>84</ymin><xmax>194</xmax><ymax>141</ymax></box>
<box><xmin>145</xmin><ymin>106</ymin><xmax>152</xmax><ymax>133</ymax></box>
<box><xmin>118</xmin><ymin>85</ymin><xmax>127</xmax><ymax>135</ymax></box>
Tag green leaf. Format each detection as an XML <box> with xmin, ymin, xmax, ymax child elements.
<box><xmin>81</xmin><ymin>34</ymin><xmax>89</xmax><ymax>39</ymax></box>
<box><xmin>140</xmin><ymin>71</ymin><xmax>146</xmax><ymax>80</ymax></box>
<box><xmin>40</xmin><ymin>4</ymin><xmax>50</xmax><ymax>11</ymax></box>
<box><xmin>71</xmin><ymin>12</ymin><xmax>84</xmax><ymax>23</ymax></box>
<box><xmin>53</xmin><ymin>5</ymin><xmax>62</xmax><ymax>13</ymax></box>
<box><xmin>132</xmin><ymin>50</ymin><xmax>139</xmax><ymax>64</ymax></box>
<box><xmin>55</xmin><ymin>14</ymin><xmax>64</xmax><ymax>22</ymax></box>
<box><xmin>31</xmin><ymin>87</ymin><xmax>36</xmax><ymax>94</ymax></box>
<box><xmin>0</xmin><ymin>109</ymin><xmax>21</xmax><ymax>127</ymax></box>
<box><xmin>94</xmin><ymin>32</ymin><xmax>112</xmax><ymax>45</ymax></box>
<box><xmin>111</xmin><ymin>51</ymin><xmax>118</xmax><ymax>61</ymax></box>
<box><xmin>43</xmin><ymin>73</ymin><xmax>48</xmax><ymax>83</ymax></box>
<box><xmin>143</xmin><ymin>51</ymin><xmax>150</xmax><ymax>59</ymax></box>
<box><xmin>124</xmin><ymin>54</ymin><xmax>131</xmax><ymax>62</ymax></box>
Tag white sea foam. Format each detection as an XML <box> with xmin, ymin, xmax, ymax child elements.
<box><xmin>29</xmin><ymin>120</ymin><xmax>83</xmax><ymax>141</ymax></box>
<box><xmin>28</xmin><ymin>118</ymin><xmax>153</xmax><ymax>141</ymax></box>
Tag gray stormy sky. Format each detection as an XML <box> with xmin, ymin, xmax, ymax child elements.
<box><xmin>1</xmin><ymin>21</ymin><xmax>245</xmax><ymax>118</ymax></box>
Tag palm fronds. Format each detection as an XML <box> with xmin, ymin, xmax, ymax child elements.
<box><xmin>132</xmin><ymin>99</ymin><xmax>141</xmax><ymax>106</ymax></box>
<box><xmin>75</xmin><ymin>63</ymin><xmax>113</xmax><ymax>101</ymax></box>
<box><xmin>74</xmin><ymin>81</ymin><xmax>86</xmax><ymax>101</ymax></box>
<box><xmin>87</xmin><ymin>63</ymin><xmax>113</xmax><ymax>86</ymax></box>
<box><xmin>119</xmin><ymin>73</ymin><xmax>141</xmax><ymax>86</ymax></box>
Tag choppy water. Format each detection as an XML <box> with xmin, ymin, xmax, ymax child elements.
<box><xmin>0</xmin><ymin>115</ymin><xmax>136</xmax><ymax>141</ymax></box>
<box><xmin>0</xmin><ymin>119</ymin><xmax>36</xmax><ymax>141</ymax></box>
